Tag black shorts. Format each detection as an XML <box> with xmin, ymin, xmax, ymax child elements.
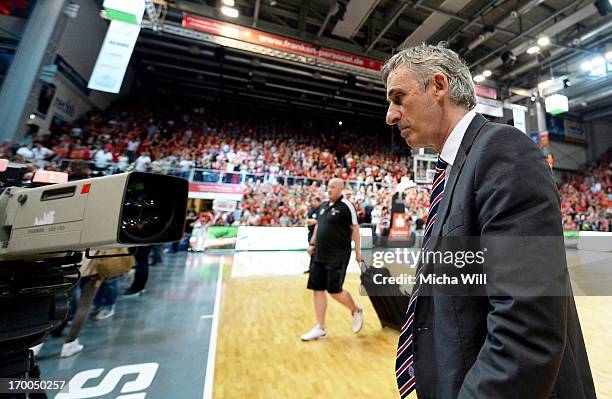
<box><xmin>307</xmin><ymin>260</ymin><xmax>349</xmax><ymax>294</ymax></box>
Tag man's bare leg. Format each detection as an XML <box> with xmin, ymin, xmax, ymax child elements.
<box><xmin>330</xmin><ymin>290</ymin><xmax>358</xmax><ymax>314</ymax></box>
<box><xmin>314</xmin><ymin>290</ymin><xmax>327</xmax><ymax>328</ymax></box>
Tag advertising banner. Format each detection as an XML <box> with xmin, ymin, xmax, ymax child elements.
<box><xmin>235</xmin><ymin>226</ymin><xmax>373</xmax><ymax>251</ymax></box>
<box><xmin>474</xmin><ymin>85</ymin><xmax>497</xmax><ymax>100</ymax></box>
<box><xmin>212</xmin><ymin>199</ymin><xmax>237</xmax><ymax>212</ymax></box>
<box><xmin>182</xmin><ymin>13</ymin><xmax>382</xmax><ymax>72</ymax></box>
<box><xmin>236</xmin><ymin>226</ymin><xmax>308</xmax><ymax>251</ymax></box>
<box><xmin>389</xmin><ymin>213</ymin><xmax>410</xmax><ymax>242</ymax></box>
<box><xmin>512</xmin><ymin>108</ymin><xmax>526</xmax><ymax>133</ymax></box>
<box><xmin>189</xmin><ymin>183</ymin><xmax>244</xmax><ymax>201</ymax></box>
<box><xmin>564</xmin><ymin>119</ymin><xmax>586</xmax><ymax>143</ymax></box>
<box><xmin>475</xmin><ymin>96</ymin><xmax>503</xmax><ymax>117</ymax></box>
<box><xmin>103</xmin><ymin>0</ymin><xmax>145</xmax><ymax>25</ymax></box>
<box><xmin>88</xmin><ymin>20</ymin><xmax>141</xmax><ymax>94</ymax></box>
<box><xmin>205</xmin><ymin>226</ymin><xmax>238</xmax><ymax>250</ymax></box>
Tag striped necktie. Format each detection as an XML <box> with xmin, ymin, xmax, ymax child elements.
<box><xmin>395</xmin><ymin>157</ymin><xmax>448</xmax><ymax>398</ymax></box>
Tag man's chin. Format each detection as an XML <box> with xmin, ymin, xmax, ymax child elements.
<box><xmin>404</xmin><ymin>137</ymin><xmax>422</xmax><ymax>149</ymax></box>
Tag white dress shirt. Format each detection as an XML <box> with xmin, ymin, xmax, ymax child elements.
<box><xmin>439</xmin><ymin>110</ymin><xmax>477</xmax><ymax>180</ymax></box>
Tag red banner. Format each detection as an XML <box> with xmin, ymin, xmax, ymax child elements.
<box><xmin>189</xmin><ymin>183</ymin><xmax>243</xmax><ymax>195</ymax></box>
<box><xmin>182</xmin><ymin>13</ymin><xmax>383</xmax><ymax>72</ymax></box>
<box><xmin>475</xmin><ymin>85</ymin><xmax>497</xmax><ymax>100</ymax></box>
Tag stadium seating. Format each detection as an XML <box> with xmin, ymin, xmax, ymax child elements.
<box><xmin>5</xmin><ymin>100</ymin><xmax>610</xmax><ymax>232</ymax></box>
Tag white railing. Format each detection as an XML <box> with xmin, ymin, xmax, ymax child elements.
<box><xmin>51</xmin><ymin>158</ymin><xmax>399</xmax><ymax>190</ymax></box>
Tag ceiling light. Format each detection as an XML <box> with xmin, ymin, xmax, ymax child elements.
<box><xmin>338</xmin><ymin>121</ymin><xmax>343</xmax><ymax>126</ymax></box>
<box><xmin>591</xmin><ymin>56</ymin><xmax>605</xmax><ymax>66</ymax></box>
<box><xmin>580</xmin><ymin>61</ymin><xmax>593</xmax><ymax>71</ymax></box>
<box><xmin>538</xmin><ymin>79</ymin><xmax>554</xmax><ymax>90</ymax></box>
<box><xmin>221</xmin><ymin>6</ymin><xmax>239</xmax><ymax>18</ymax></box>
<box><xmin>537</xmin><ymin>36</ymin><xmax>550</xmax><ymax>47</ymax></box>
<box><xmin>589</xmin><ymin>57</ymin><xmax>606</xmax><ymax>76</ymax></box>
<box><xmin>482</xmin><ymin>70</ymin><xmax>492</xmax><ymax>78</ymax></box>
<box><xmin>473</xmin><ymin>74</ymin><xmax>485</xmax><ymax>83</ymax></box>
<box><xmin>526</xmin><ymin>45</ymin><xmax>541</xmax><ymax>55</ymax></box>
<box><xmin>222</xmin><ymin>0</ymin><xmax>235</xmax><ymax>6</ymax></box>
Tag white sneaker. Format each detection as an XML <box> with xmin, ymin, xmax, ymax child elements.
<box><xmin>300</xmin><ymin>325</ymin><xmax>327</xmax><ymax>341</ymax></box>
<box><xmin>94</xmin><ymin>305</ymin><xmax>115</xmax><ymax>320</ymax></box>
<box><xmin>30</xmin><ymin>342</ymin><xmax>44</xmax><ymax>357</ymax></box>
<box><xmin>352</xmin><ymin>307</ymin><xmax>363</xmax><ymax>333</ymax></box>
<box><xmin>60</xmin><ymin>339</ymin><xmax>84</xmax><ymax>358</ymax></box>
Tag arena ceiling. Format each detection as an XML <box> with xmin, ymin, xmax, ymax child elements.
<box><xmin>133</xmin><ymin>0</ymin><xmax>612</xmax><ymax>121</ymax></box>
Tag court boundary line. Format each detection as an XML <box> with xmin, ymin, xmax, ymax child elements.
<box><xmin>203</xmin><ymin>256</ymin><xmax>224</xmax><ymax>399</ymax></box>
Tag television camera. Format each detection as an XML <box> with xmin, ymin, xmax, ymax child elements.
<box><xmin>0</xmin><ymin>160</ymin><xmax>188</xmax><ymax>397</ymax></box>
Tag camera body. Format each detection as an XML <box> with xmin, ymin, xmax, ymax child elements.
<box><xmin>0</xmin><ymin>171</ymin><xmax>188</xmax><ymax>260</ymax></box>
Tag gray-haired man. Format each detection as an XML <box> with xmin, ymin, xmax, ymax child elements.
<box><xmin>384</xmin><ymin>43</ymin><xmax>595</xmax><ymax>399</ymax></box>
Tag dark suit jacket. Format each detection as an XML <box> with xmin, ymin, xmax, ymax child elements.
<box><xmin>412</xmin><ymin>113</ymin><xmax>596</xmax><ymax>399</ymax></box>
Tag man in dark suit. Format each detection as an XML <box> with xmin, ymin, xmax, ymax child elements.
<box><xmin>382</xmin><ymin>43</ymin><xmax>596</xmax><ymax>399</ymax></box>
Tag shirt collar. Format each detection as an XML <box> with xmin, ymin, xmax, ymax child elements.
<box><xmin>329</xmin><ymin>195</ymin><xmax>343</xmax><ymax>206</ymax></box>
<box><xmin>439</xmin><ymin>110</ymin><xmax>477</xmax><ymax>166</ymax></box>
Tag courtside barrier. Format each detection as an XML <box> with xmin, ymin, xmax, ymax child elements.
<box><xmin>577</xmin><ymin>231</ymin><xmax>612</xmax><ymax>252</ymax></box>
<box><xmin>235</xmin><ymin>227</ymin><xmax>374</xmax><ymax>251</ymax></box>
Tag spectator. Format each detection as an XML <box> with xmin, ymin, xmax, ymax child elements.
<box><xmin>16</xmin><ymin>143</ymin><xmax>34</xmax><ymax>161</ymax></box>
<box><xmin>93</xmin><ymin>277</ymin><xmax>119</xmax><ymax>320</ymax></box>
<box><xmin>134</xmin><ymin>151</ymin><xmax>152</xmax><ymax>172</ymax></box>
<box><xmin>93</xmin><ymin>146</ymin><xmax>113</xmax><ymax>171</ymax></box>
<box><xmin>126</xmin><ymin>137</ymin><xmax>141</xmax><ymax>162</ymax></box>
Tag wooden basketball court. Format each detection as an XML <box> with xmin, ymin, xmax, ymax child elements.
<box><xmin>212</xmin><ymin>250</ymin><xmax>612</xmax><ymax>398</ymax></box>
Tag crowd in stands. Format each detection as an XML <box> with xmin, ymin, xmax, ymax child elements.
<box><xmin>2</xmin><ymin>97</ymin><xmax>609</xmax><ymax>233</ymax></box>
<box><xmin>560</xmin><ymin>150</ymin><xmax>611</xmax><ymax>232</ymax></box>
<box><xmin>6</xmin><ymin>100</ymin><xmax>410</xmax><ymax>184</ymax></box>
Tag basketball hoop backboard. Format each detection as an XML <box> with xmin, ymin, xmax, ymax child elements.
<box><xmin>413</xmin><ymin>155</ymin><xmax>437</xmax><ymax>184</ymax></box>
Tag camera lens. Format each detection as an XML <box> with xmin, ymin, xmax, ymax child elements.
<box><xmin>119</xmin><ymin>172</ymin><xmax>189</xmax><ymax>244</ymax></box>
<box><xmin>121</xmin><ymin>179</ymin><xmax>175</xmax><ymax>242</ymax></box>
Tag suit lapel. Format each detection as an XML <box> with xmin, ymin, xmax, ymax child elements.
<box><xmin>430</xmin><ymin>113</ymin><xmax>488</xmax><ymax>237</ymax></box>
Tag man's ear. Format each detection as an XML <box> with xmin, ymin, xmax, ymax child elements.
<box><xmin>431</xmin><ymin>72</ymin><xmax>448</xmax><ymax>99</ymax></box>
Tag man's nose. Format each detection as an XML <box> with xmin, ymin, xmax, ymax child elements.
<box><xmin>386</xmin><ymin>104</ymin><xmax>400</xmax><ymax>125</ymax></box>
